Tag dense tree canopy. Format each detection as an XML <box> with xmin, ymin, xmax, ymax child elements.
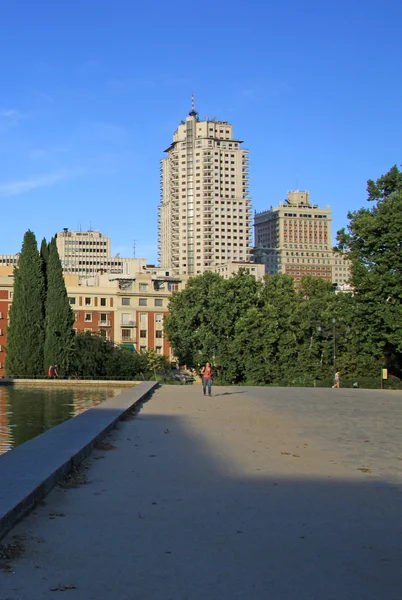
<box><xmin>336</xmin><ymin>165</ymin><xmax>402</xmax><ymax>373</ymax></box>
<box><xmin>164</xmin><ymin>270</ymin><xmax>369</xmax><ymax>385</ymax></box>
<box><xmin>69</xmin><ymin>332</ymin><xmax>168</xmax><ymax>380</ymax></box>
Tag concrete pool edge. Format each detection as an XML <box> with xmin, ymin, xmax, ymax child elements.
<box><xmin>0</xmin><ymin>379</ymin><xmax>145</xmax><ymax>387</ymax></box>
<box><xmin>0</xmin><ymin>381</ymin><xmax>158</xmax><ymax>541</ymax></box>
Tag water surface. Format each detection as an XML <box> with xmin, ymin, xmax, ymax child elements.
<box><xmin>0</xmin><ymin>386</ymin><xmax>122</xmax><ymax>455</ymax></box>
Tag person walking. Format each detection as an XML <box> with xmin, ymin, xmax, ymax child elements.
<box><xmin>201</xmin><ymin>362</ymin><xmax>213</xmax><ymax>396</ymax></box>
<box><xmin>332</xmin><ymin>369</ymin><xmax>340</xmax><ymax>389</ymax></box>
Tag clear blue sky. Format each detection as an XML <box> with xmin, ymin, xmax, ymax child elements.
<box><xmin>1</xmin><ymin>0</ymin><xmax>401</xmax><ymax>263</ymax></box>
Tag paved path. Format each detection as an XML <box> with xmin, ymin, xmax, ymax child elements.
<box><xmin>0</xmin><ymin>385</ymin><xmax>401</xmax><ymax>599</ymax></box>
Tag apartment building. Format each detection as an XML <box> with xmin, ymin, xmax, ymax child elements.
<box><xmin>0</xmin><ymin>255</ymin><xmax>18</xmax><ymax>268</ymax></box>
<box><xmin>253</xmin><ymin>190</ymin><xmax>351</xmax><ymax>286</ymax></box>
<box><xmin>0</xmin><ymin>268</ymin><xmax>13</xmax><ymax>376</ymax></box>
<box><xmin>56</xmin><ymin>229</ymin><xmax>146</xmax><ymax>277</ymax></box>
<box><xmin>158</xmin><ymin>103</ymin><xmax>253</xmax><ymax>275</ymax></box>
<box><xmin>213</xmin><ymin>261</ymin><xmax>265</xmax><ymax>280</ymax></box>
<box><xmin>0</xmin><ymin>266</ymin><xmax>188</xmax><ymax>377</ymax></box>
<box><xmin>67</xmin><ymin>268</ymin><xmax>187</xmax><ymax>355</ymax></box>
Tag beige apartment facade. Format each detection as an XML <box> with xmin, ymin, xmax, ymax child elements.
<box><xmin>56</xmin><ymin>228</ymin><xmax>146</xmax><ymax>277</ymax></box>
<box><xmin>0</xmin><ymin>255</ymin><xmax>18</xmax><ymax>268</ymax></box>
<box><xmin>213</xmin><ymin>261</ymin><xmax>265</xmax><ymax>280</ymax></box>
<box><xmin>0</xmin><ymin>266</ymin><xmax>188</xmax><ymax>377</ymax></box>
<box><xmin>69</xmin><ymin>268</ymin><xmax>188</xmax><ymax>355</ymax></box>
<box><xmin>158</xmin><ymin>105</ymin><xmax>253</xmax><ymax>275</ymax></box>
<box><xmin>254</xmin><ymin>190</ymin><xmax>351</xmax><ymax>286</ymax></box>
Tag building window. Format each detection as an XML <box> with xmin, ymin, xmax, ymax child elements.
<box><xmin>156</xmin><ymin>330</ymin><xmax>163</xmax><ymax>339</ymax></box>
<box><xmin>121</xmin><ymin>313</ymin><xmax>131</xmax><ymax>325</ymax></box>
<box><xmin>140</xmin><ymin>346</ymin><xmax>147</xmax><ymax>353</ymax></box>
<box><xmin>155</xmin><ymin>313</ymin><xmax>163</xmax><ymax>323</ymax></box>
<box><xmin>84</xmin><ymin>313</ymin><xmax>92</xmax><ymax>322</ymax></box>
<box><xmin>69</xmin><ymin>297</ymin><xmax>76</xmax><ymax>305</ymax></box>
<box><xmin>139</xmin><ymin>283</ymin><xmax>148</xmax><ymax>291</ymax></box>
<box><xmin>140</xmin><ymin>330</ymin><xmax>147</xmax><ymax>338</ymax></box>
<box><xmin>168</xmin><ymin>282</ymin><xmax>178</xmax><ymax>292</ymax></box>
<box><xmin>154</xmin><ymin>299</ymin><xmax>163</xmax><ymax>307</ymax></box>
<box><xmin>122</xmin><ymin>298</ymin><xmax>130</xmax><ymax>306</ymax></box>
<box><xmin>85</xmin><ymin>297</ymin><xmax>91</xmax><ymax>306</ymax></box>
<box><xmin>100</xmin><ymin>297</ymin><xmax>107</xmax><ymax>306</ymax></box>
<box><xmin>121</xmin><ymin>329</ymin><xmax>132</xmax><ymax>341</ymax></box>
<box><xmin>139</xmin><ymin>298</ymin><xmax>148</xmax><ymax>306</ymax></box>
<box><xmin>140</xmin><ymin>313</ymin><xmax>147</xmax><ymax>325</ymax></box>
<box><xmin>155</xmin><ymin>346</ymin><xmax>162</xmax><ymax>355</ymax></box>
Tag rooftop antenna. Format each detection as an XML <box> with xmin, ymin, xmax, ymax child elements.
<box><xmin>189</xmin><ymin>94</ymin><xmax>198</xmax><ymax>118</ymax></box>
<box><xmin>133</xmin><ymin>239</ymin><xmax>137</xmax><ymax>258</ymax></box>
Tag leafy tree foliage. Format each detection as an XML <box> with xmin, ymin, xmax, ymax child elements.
<box><xmin>43</xmin><ymin>237</ymin><xmax>75</xmax><ymax>375</ymax></box>
<box><xmin>69</xmin><ymin>332</ymin><xmax>168</xmax><ymax>380</ymax></box>
<box><xmin>5</xmin><ymin>231</ymin><xmax>45</xmax><ymax>377</ymax></box>
<box><xmin>165</xmin><ymin>269</ymin><xmax>382</xmax><ymax>385</ymax></box>
<box><xmin>337</xmin><ymin>165</ymin><xmax>402</xmax><ymax>372</ymax></box>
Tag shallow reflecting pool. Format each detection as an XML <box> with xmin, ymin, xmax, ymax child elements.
<box><xmin>0</xmin><ymin>386</ymin><xmax>122</xmax><ymax>455</ymax></box>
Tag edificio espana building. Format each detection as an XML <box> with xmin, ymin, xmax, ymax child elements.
<box><xmin>158</xmin><ymin>100</ymin><xmax>253</xmax><ymax>275</ymax></box>
<box><xmin>253</xmin><ymin>190</ymin><xmax>351</xmax><ymax>286</ymax></box>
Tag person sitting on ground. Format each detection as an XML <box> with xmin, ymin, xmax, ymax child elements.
<box><xmin>48</xmin><ymin>364</ymin><xmax>59</xmax><ymax>379</ymax></box>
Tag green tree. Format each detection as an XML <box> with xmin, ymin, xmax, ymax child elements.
<box><xmin>70</xmin><ymin>332</ymin><xmax>114</xmax><ymax>377</ymax></box>
<box><xmin>43</xmin><ymin>237</ymin><xmax>75</xmax><ymax>375</ymax></box>
<box><xmin>164</xmin><ymin>271</ymin><xmax>224</xmax><ymax>370</ymax></box>
<box><xmin>5</xmin><ymin>230</ymin><xmax>45</xmax><ymax>377</ymax></box>
<box><xmin>40</xmin><ymin>237</ymin><xmax>49</xmax><ymax>293</ymax></box>
<box><xmin>336</xmin><ymin>165</ymin><xmax>402</xmax><ymax>373</ymax></box>
<box><xmin>165</xmin><ymin>270</ymin><xmax>262</xmax><ymax>382</ymax></box>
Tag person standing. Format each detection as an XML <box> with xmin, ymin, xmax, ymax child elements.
<box><xmin>332</xmin><ymin>369</ymin><xmax>340</xmax><ymax>388</ymax></box>
<box><xmin>201</xmin><ymin>362</ymin><xmax>213</xmax><ymax>396</ymax></box>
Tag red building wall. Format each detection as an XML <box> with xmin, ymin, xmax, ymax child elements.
<box><xmin>0</xmin><ymin>291</ymin><xmax>11</xmax><ymax>378</ymax></box>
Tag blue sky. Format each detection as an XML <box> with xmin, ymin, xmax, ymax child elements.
<box><xmin>1</xmin><ymin>0</ymin><xmax>401</xmax><ymax>263</ymax></box>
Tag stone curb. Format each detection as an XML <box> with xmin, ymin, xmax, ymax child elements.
<box><xmin>0</xmin><ymin>379</ymin><xmax>144</xmax><ymax>387</ymax></box>
<box><xmin>0</xmin><ymin>381</ymin><xmax>159</xmax><ymax>541</ymax></box>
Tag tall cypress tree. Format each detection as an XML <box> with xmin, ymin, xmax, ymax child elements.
<box><xmin>43</xmin><ymin>237</ymin><xmax>75</xmax><ymax>375</ymax></box>
<box><xmin>5</xmin><ymin>230</ymin><xmax>45</xmax><ymax>377</ymax></box>
<box><xmin>40</xmin><ymin>237</ymin><xmax>49</xmax><ymax>291</ymax></box>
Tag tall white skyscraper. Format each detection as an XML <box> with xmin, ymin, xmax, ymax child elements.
<box><xmin>158</xmin><ymin>101</ymin><xmax>253</xmax><ymax>275</ymax></box>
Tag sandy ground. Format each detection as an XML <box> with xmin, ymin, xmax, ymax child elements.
<box><xmin>0</xmin><ymin>385</ymin><xmax>401</xmax><ymax>600</ymax></box>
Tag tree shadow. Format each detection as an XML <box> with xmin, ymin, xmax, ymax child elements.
<box><xmin>84</xmin><ymin>409</ymin><xmax>401</xmax><ymax>600</ymax></box>
<box><xmin>0</xmin><ymin>393</ymin><xmax>401</xmax><ymax>600</ymax></box>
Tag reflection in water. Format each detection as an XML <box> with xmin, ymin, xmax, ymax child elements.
<box><xmin>0</xmin><ymin>386</ymin><xmax>122</xmax><ymax>456</ymax></box>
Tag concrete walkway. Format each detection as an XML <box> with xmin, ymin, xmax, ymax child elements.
<box><xmin>0</xmin><ymin>385</ymin><xmax>401</xmax><ymax>599</ymax></box>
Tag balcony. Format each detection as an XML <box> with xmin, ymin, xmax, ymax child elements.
<box><xmin>121</xmin><ymin>320</ymin><xmax>136</xmax><ymax>328</ymax></box>
<box><xmin>98</xmin><ymin>320</ymin><xmax>111</xmax><ymax>327</ymax></box>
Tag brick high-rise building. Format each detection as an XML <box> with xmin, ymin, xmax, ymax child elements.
<box><xmin>158</xmin><ymin>100</ymin><xmax>253</xmax><ymax>275</ymax></box>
